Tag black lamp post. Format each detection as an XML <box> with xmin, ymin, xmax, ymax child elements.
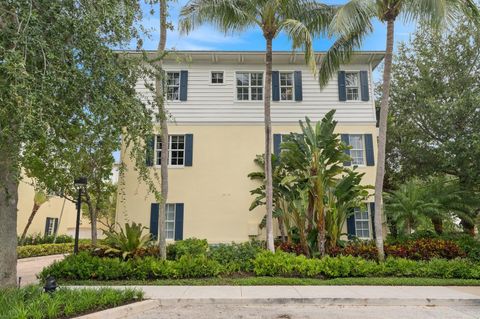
<box><xmin>73</xmin><ymin>177</ymin><xmax>87</xmax><ymax>254</ymax></box>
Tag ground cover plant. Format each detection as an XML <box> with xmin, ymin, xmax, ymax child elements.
<box><xmin>0</xmin><ymin>285</ymin><xmax>143</xmax><ymax>319</ymax></box>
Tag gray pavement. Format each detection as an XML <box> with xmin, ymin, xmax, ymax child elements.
<box><xmin>128</xmin><ymin>304</ymin><xmax>480</xmax><ymax>319</ymax></box>
<box><xmin>17</xmin><ymin>254</ymin><xmax>65</xmax><ymax>286</ymax></box>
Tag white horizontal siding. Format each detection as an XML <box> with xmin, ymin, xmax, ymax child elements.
<box><xmin>136</xmin><ymin>62</ymin><xmax>377</xmax><ymax>124</ymax></box>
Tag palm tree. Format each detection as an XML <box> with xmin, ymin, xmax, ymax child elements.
<box><xmin>318</xmin><ymin>0</ymin><xmax>479</xmax><ymax>260</ymax></box>
<box><xmin>20</xmin><ymin>190</ymin><xmax>49</xmax><ymax>244</ymax></box>
<box><xmin>179</xmin><ymin>0</ymin><xmax>335</xmax><ymax>252</ymax></box>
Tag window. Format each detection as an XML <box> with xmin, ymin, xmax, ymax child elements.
<box><xmin>349</xmin><ymin>134</ymin><xmax>365</xmax><ymax>166</ymax></box>
<box><xmin>155</xmin><ymin>135</ymin><xmax>185</xmax><ymax>166</ymax></box>
<box><xmin>280</xmin><ymin>72</ymin><xmax>294</xmax><ymax>101</ymax></box>
<box><xmin>211</xmin><ymin>71</ymin><xmax>224</xmax><ymax>84</ymax></box>
<box><xmin>165</xmin><ymin>204</ymin><xmax>176</xmax><ymax>240</ymax></box>
<box><xmin>345</xmin><ymin>72</ymin><xmax>360</xmax><ymax>101</ymax></box>
<box><xmin>166</xmin><ymin>72</ymin><xmax>180</xmax><ymax>101</ymax></box>
<box><xmin>354</xmin><ymin>207</ymin><xmax>370</xmax><ymax>239</ymax></box>
<box><xmin>236</xmin><ymin>72</ymin><xmax>263</xmax><ymax>101</ymax></box>
<box><xmin>45</xmin><ymin>217</ymin><xmax>58</xmax><ymax>236</ymax></box>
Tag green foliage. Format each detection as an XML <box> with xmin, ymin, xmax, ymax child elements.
<box><xmin>208</xmin><ymin>241</ymin><xmax>265</xmax><ymax>272</ymax></box>
<box><xmin>18</xmin><ymin>234</ymin><xmax>73</xmax><ymax>246</ymax></box>
<box><xmin>0</xmin><ymin>285</ymin><xmax>142</xmax><ymax>319</ymax></box>
<box><xmin>104</xmin><ymin>223</ymin><xmax>152</xmax><ymax>259</ymax></box>
<box><xmin>167</xmin><ymin>238</ymin><xmax>209</xmax><ymax>260</ymax></box>
<box><xmin>17</xmin><ymin>243</ymin><xmax>74</xmax><ymax>259</ymax></box>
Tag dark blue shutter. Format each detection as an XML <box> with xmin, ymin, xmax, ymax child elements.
<box><xmin>150</xmin><ymin>203</ymin><xmax>159</xmax><ymax>240</ymax></box>
<box><xmin>185</xmin><ymin>134</ymin><xmax>193</xmax><ymax>166</ymax></box>
<box><xmin>53</xmin><ymin>218</ymin><xmax>58</xmax><ymax>235</ymax></box>
<box><xmin>341</xmin><ymin>134</ymin><xmax>351</xmax><ymax>166</ymax></box>
<box><xmin>338</xmin><ymin>71</ymin><xmax>347</xmax><ymax>101</ymax></box>
<box><xmin>272</xmin><ymin>71</ymin><xmax>280</xmax><ymax>101</ymax></box>
<box><xmin>364</xmin><ymin>134</ymin><xmax>375</xmax><ymax>166</ymax></box>
<box><xmin>146</xmin><ymin>135</ymin><xmax>155</xmax><ymax>166</ymax></box>
<box><xmin>44</xmin><ymin>218</ymin><xmax>50</xmax><ymax>236</ymax></box>
<box><xmin>360</xmin><ymin>71</ymin><xmax>369</xmax><ymax>101</ymax></box>
<box><xmin>180</xmin><ymin>70</ymin><xmax>188</xmax><ymax>101</ymax></box>
<box><xmin>294</xmin><ymin>71</ymin><xmax>303</xmax><ymax>101</ymax></box>
<box><xmin>370</xmin><ymin>202</ymin><xmax>376</xmax><ymax>239</ymax></box>
<box><xmin>273</xmin><ymin>134</ymin><xmax>282</xmax><ymax>157</ymax></box>
<box><xmin>346</xmin><ymin>212</ymin><xmax>356</xmax><ymax>239</ymax></box>
<box><xmin>174</xmin><ymin>203</ymin><xmax>184</xmax><ymax>241</ymax></box>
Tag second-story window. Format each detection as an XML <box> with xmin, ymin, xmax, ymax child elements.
<box><xmin>280</xmin><ymin>72</ymin><xmax>294</xmax><ymax>101</ymax></box>
<box><xmin>166</xmin><ymin>72</ymin><xmax>180</xmax><ymax>101</ymax></box>
<box><xmin>345</xmin><ymin>72</ymin><xmax>360</xmax><ymax>101</ymax></box>
<box><xmin>349</xmin><ymin>134</ymin><xmax>365</xmax><ymax>166</ymax></box>
<box><xmin>211</xmin><ymin>71</ymin><xmax>224</xmax><ymax>84</ymax></box>
<box><xmin>155</xmin><ymin>135</ymin><xmax>185</xmax><ymax>166</ymax></box>
<box><xmin>236</xmin><ymin>72</ymin><xmax>263</xmax><ymax>101</ymax></box>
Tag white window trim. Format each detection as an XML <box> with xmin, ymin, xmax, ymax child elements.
<box><xmin>165</xmin><ymin>203</ymin><xmax>176</xmax><ymax>240</ymax></box>
<box><xmin>234</xmin><ymin>71</ymin><xmax>264</xmax><ymax>102</ymax></box>
<box><xmin>165</xmin><ymin>70</ymin><xmax>182</xmax><ymax>103</ymax></box>
<box><xmin>345</xmin><ymin>71</ymin><xmax>361</xmax><ymax>102</ymax></box>
<box><xmin>354</xmin><ymin>206</ymin><xmax>371</xmax><ymax>239</ymax></box>
<box><xmin>348</xmin><ymin>133</ymin><xmax>367</xmax><ymax>167</ymax></box>
<box><xmin>154</xmin><ymin>134</ymin><xmax>185</xmax><ymax>168</ymax></box>
<box><xmin>279</xmin><ymin>71</ymin><xmax>295</xmax><ymax>102</ymax></box>
<box><xmin>46</xmin><ymin>217</ymin><xmax>58</xmax><ymax>236</ymax></box>
<box><xmin>210</xmin><ymin>70</ymin><xmax>226</xmax><ymax>86</ymax></box>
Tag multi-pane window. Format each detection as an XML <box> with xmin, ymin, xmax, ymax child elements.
<box><xmin>165</xmin><ymin>204</ymin><xmax>176</xmax><ymax>240</ymax></box>
<box><xmin>45</xmin><ymin>217</ymin><xmax>58</xmax><ymax>236</ymax></box>
<box><xmin>166</xmin><ymin>72</ymin><xmax>180</xmax><ymax>101</ymax></box>
<box><xmin>236</xmin><ymin>72</ymin><xmax>263</xmax><ymax>101</ymax></box>
<box><xmin>155</xmin><ymin>135</ymin><xmax>185</xmax><ymax>166</ymax></box>
<box><xmin>211</xmin><ymin>71</ymin><xmax>224</xmax><ymax>84</ymax></box>
<box><xmin>354</xmin><ymin>207</ymin><xmax>370</xmax><ymax>238</ymax></box>
<box><xmin>280</xmin><ymin>72</ymin><xmax>294</xmax><ymax>101</ymax></box>
<box><xmin>345</xmin><ymin>72</ymin><xmax>360</xmax><ymax>101</ymax></box>
<box><xmin>349</xmin><ymin>134</ymin><xmax>365</xmax><ymax>166</ymax></box>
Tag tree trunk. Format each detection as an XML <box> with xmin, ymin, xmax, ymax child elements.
<box><xmin>306</xmin><ymin>193</ymin><xmax>314</xmax><ymax>232</ymax></box>
<box><xmin>19</xmin><ymin>202</ymin><xmax>41</xmax><ymax>244</ymax></box>
<box><xmin>85</xmin><ymin>191</ymin><xmax>97</xmax><ymax>245</ymax></box>
<box><xmin>278</xmin><ymin>216</ymin><xmax>286</xmax><ymax>243</ymax></box>
<box><xmin>0</xmin><ymin>154</ymin><xmax>19</xmax><ymax>287</ymax></box>
<box><xmin>156</xmin><ymin>0</ymin><xmax>168</xmax><ymax>260</ymax></box>
<box><xmin>374</xmin><ymin>18</ymin><xmax>395</xmax><ymax>262</ymax></box>
<box><xmin>431</xmin><ymin>216</ymin><xmax>443</xmax><ymax>235</ymax></box>
<box><xmin>264</xmin><ymin>35</ymin><xmax>275</xmax><ymax>252</ymax></box>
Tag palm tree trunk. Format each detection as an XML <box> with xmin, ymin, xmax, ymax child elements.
<box><xmin>156</xmin><ymin>0</ymin><xmax>168</xmax><ymax>260</ymax></box>
<box><xmin>0</xmin><ymin>151</ymin><xmax>19</xmax><ymax>287</ymax></box>
<box><xmin>374</xmin><ymin>18</ymin><xmax>395</xmax><ymax>262</ymax></box>
<box><xmin>307</xmin><ymin>194</ymin><xmax>314</xmax><ymax>232</ymax></box>
<box><xmin>431</xmin><ymin>216</ymin><xmax>443</xmax><ymax>235</ymax></box>
<box><xmin>278</xmin><ymin>216</ymin><xmax>286</xmax><ymax>243</ymax></box>
<box><xmin>264</xmin><ymin>35</ymin><xmax>275</xmax><ymax>252</ymax></box>
<box><xmin>19</xmin><ymin>203</ymin><xmax>41</xmax><ymax>244</ymax></box>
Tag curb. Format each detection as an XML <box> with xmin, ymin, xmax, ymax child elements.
<box><xmin>75</xmin><ymin>300</ymin><xmax>159</xmax><ymax>319</ymax></box>
<box><xmin>156</xmin><ymin>297</ymin><xmax>480</xmax><ymax>307</ymax></box>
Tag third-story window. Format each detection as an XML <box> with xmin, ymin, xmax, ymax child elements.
<box><xmin>236</xmin><ymin>72</ymin><xmax>263</xmax><ymax>101</ymax></box>
<box><xmin>354</xmin><ymin>207</ymin><xmax>370</xmax><ymax>238</ymax></box>
<box><xmin>165</xmin><ymin>204</ymin><xmax>176</xmax><ymax>240</ymax></box>
<box><xmin>166</xmin><ymin>72</ymin><xmax>180</xmax><ymax>101</ymax></box>
<box><xmin>349</xmin><ymin>134</ymin><xmax>365</xmax><ymax>165</ymax></box>
<box><xmin>345</xmin><ymin>72</ymin><xmax>360</xmax><ymax>101</ymax></box>
<box><xmin>211</xmin><ymin>71</ymin><xmax>224</xmax><ymax>84</ymax></box>
<box><xmin>280</xmin><ymin>72</ymin><xmax>294</xmax><ymax>101</ymax></box>
<box><xmin>155</xmin><ymin>135</ymin><xmax>185</xmax><ymax>166</ymax></box>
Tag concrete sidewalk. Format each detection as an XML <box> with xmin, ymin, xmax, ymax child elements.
<box><xmin>17</xmin><ymin>254</ymin><xmax>65</xmax><ymax>286</ymax></box>
<box><xmin>71</xmin><ymin>285</ymin><xmax>480</xmax><ymax>306</ymax></box>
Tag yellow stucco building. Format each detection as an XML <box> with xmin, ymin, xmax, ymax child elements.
<box><xmin>116</xmin><ymin>51</ymin><xmax>384</xmax><ymax>243</ymax></box>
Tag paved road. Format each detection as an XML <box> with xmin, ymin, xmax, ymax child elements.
<box><xmin>129</xmin><ymin>304</ymin><xmax>480</xmax><ymax>319</ymax></box>
<box><xmin>17</xmin><ymin>254</ymin><xmax>65</xmax><ymax>286</ymax></box>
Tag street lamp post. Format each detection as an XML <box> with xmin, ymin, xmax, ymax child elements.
<box><xmin>73</xmin><ymin>177</ymin><xmax>87</xmax><ymax>254</ymax></box>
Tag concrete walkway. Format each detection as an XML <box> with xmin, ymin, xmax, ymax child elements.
<box><xmin>72</xmin><ymin>285</ymin><xmax>480</xmax><ymax>306</ymax></box>
<box><xmin>17</xmin><ymin>254</ymin><xmax>65</xmax><ymax>286</ymax></box>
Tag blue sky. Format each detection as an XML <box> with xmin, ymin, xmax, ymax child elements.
<box><xmin>138</xmin><ymin>0</ymin><xmax>416</xmax><ymax>53</ymax></box>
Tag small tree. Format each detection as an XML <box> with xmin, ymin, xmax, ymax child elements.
<box><xmin>19</xmin><ymin>189</ymin><xmax>49</xmax><ymax>245</ymax></box>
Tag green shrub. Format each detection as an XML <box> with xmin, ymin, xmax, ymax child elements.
<box><xmin>103</xmin><ymin>222</ymin><xmax>152</xmax><ymax>259</ymax></box>
<box><xmin>167</xmin><ymin>238</ymin><xmax>209</xmax><ymax>260</ymax></box>
<box><xmin>18</xmin><ymin>234</ymin><xmax>74</xmax><ymax>246</ymax></box>
<box><xmin>17</xmin><ymin>243</ymin><xmax>74</xmax><ymax>258</ymax></box>
<box><xmin>0</xmin><ymin>285</ymin><xmax>142</xmax><ymax>319</ymax></box>
<box><xmin>208</xmin><ymin>241</ymin><xmax>264</xmax><ymax>273</ymax></box>
<box><xmin>170</xmin><ymin>255</ymin><xmax>223</xmax><ymax>278</ymax></box>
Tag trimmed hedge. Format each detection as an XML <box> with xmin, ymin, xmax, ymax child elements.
<box><xmin>40</xmin><ymin>250</ymin><xmax>480</xmax><ymax>281</ymax></box>
<box><xmin>17</xmin><ymin>243</ymin><xmax>74</xmax><ymax>259</ymax></box>
<box><xmin>18</xmin><ymin>234</ymin><xmax>74</xmax><ymax>246</ymax></box>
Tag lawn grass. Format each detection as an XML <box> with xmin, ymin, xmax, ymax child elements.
<box><xmin>61</xmin><ymin>277</ymin><xmax>480</xmax><ymax>286</ymax></box>
<box><xmin>0</xmin><ymin>285</ymin><xmax>143</xmax><ymax>318</ymax></box>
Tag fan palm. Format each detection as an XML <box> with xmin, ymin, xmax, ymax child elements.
<box><xmin>319</xmin><ymin>0</ymin><xmax>479</xmax><ymax>260</ymax></box>
<box><xmin>179</xmin><ymin>0</ymin><xmax>335</xmax><ymax>252</ymax></box>
<box><xmin>19</xmin><ymin>190</ymin><xmax>49</xmax><ymax>245</ymax></box>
